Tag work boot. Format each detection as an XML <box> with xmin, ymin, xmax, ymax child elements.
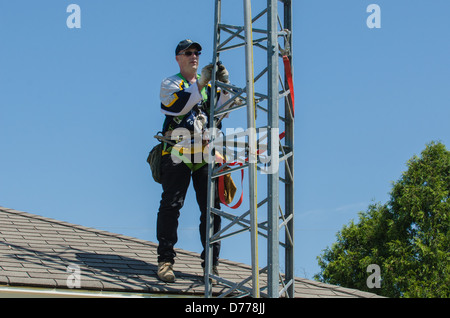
<box><xmin>158</xmin><ymin>262</ymin><xmax>175</xmax><ymax>283</ymax></box>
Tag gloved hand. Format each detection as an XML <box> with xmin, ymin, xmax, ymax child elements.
<box><xmin>217</xmin><ymin>64</ymin><xmax>229</xmax><ymax>83</ymax></box>
<box><xmin>198</xmin><ymin>64</ymin><xmax>213</xmax><ymax>88</ymax></box>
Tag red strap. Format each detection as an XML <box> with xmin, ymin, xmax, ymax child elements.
<box><xmin>217</xmin><ymin>133</ymin><xmax>286</xmax><ymax>209</ymax></box>
<box><xmin>218</xmin><ymin>163</ymin><xmax>244</xmax><ymax>209</ymax></box>
<box><xmin>283</xmin><ymin>55</ymin><xmax>295</xmax><ymax>117</ymax></box>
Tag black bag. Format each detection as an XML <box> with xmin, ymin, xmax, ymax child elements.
<box><xmin>147</xmin><ymin>142</ymin><xmax>163</xmax><ymax>184</ymax></box>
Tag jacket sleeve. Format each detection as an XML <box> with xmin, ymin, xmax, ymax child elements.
<box><xmin>160</xmin><ymin>76</ymin><xmax>203</xmax><ymax>116</ymax></box>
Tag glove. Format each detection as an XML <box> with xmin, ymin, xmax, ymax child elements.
<box><xmin>217</xmin><ymin>64</ymin><xmax>229</xmax><ymax>83</ymax></box>
<box><xmin>198</xmin><ymin>64</ymin><xmax>213</xmax><ymax>88</ymax></box>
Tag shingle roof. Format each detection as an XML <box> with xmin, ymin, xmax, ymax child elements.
<box><xmin>0</xmin><ymin>206</ymin><xmax>382</xmax><ymax>298</ymax></box>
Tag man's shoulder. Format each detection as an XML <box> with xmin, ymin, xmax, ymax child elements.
<box><xmin>161</xmin><ymin>74</ymin><xmax>183</xmax><ymax>86</ymax></box>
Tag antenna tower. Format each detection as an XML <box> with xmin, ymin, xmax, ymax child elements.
<box><xmin>205</xmin><ymin>0</ymin><xmax>294</xmax><ymax>298</ymax></box>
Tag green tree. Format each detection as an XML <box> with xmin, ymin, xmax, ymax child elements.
<box><xmin>315</xmin><ymin>141</ymin><xmax>450</xmax><ymax>297</ymax></box>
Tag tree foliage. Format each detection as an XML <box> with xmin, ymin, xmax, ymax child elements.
<box><xmin>315</xmin><ymin>142</ymin><xmax>450</xmax><ymax>297</ymax></box>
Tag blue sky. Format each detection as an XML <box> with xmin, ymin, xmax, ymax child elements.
<box><xmin>1</xmin><ymin>0</ymin><xmax>449</xmax><ymax>281</ymax></box>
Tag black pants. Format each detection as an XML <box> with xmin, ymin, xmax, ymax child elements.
<box><xmin>157</xmin><ymin>154</ymin><xmax>221</xmax><ymax>266</ymax></box>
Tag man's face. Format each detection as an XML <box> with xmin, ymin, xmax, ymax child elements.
<box><xmin>176</xmin><ymin>47</ymin><xmax>201</xmax><ymax>73</ymax></box>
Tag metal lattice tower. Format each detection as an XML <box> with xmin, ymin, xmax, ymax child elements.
<box><xmin>205</xmin><ymin>0</ymin><xmax>294</xmax><ymax>298</ymax></box>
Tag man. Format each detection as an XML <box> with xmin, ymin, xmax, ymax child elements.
<box><xmin>157</xmin><ymin>39</ymin><xmax>230</xmax><ymax>283</ymax></box>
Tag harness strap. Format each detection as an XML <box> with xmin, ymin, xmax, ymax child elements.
<box><xmin>168</xmin><ymin>146</ymin><xmax>207</xmax><ymax>172</ymax></box>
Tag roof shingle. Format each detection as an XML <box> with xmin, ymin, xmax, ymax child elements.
<box><xmin>0</xmin><ymin>206</ymin><xmax>383</xmax><ymax>298</ymax></box>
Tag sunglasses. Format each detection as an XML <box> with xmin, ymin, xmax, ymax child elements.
<box><xmin>178</xmin><ymin>51</ymin><xmax>202</xmax><ymax>57</ymax></box>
